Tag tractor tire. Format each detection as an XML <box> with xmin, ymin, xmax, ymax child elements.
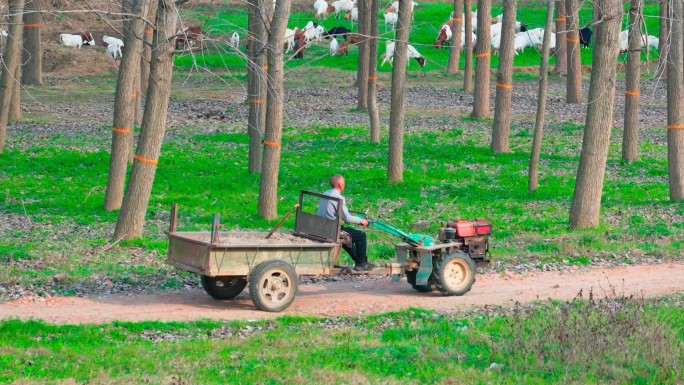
<box><xmin>249</xmin><ymin>259</ymin><xmax>299</xmax><ymax>312</ymax></box>
<box><xmin>434</xmin><ymin>251</ymin><xmax>476</xmax><ymax>296</ymax></box>
<box><xmin>200</xmin><ymin>275</ymin><xmax>247</xmax><ymax>300</ymax></box>
<box><xmin>405</xmin><ymin>270</ymin><xmax>437</xmax><ymax>292</ymax></box>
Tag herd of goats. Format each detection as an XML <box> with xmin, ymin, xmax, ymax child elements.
<box><xmin>53</xmin><ymin>1</ymin><xmax>661</xmax><ymax>67</ymax></box>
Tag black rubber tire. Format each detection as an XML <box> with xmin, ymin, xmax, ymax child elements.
<box><xmin>405</xmin><ymin>270</ymin><xmax>437</xmax><ymax>293</ymax></box>
<box><xmin>249</xmin><ymin>260</ymin><xmax>299</xmax><ymax>312</ymax></box>
<box><xmin>200</xmin><ymin>275</ymin><xmax>248</xmax><ymax>300</ymax></box>
<box><xmin>434</xmin><ymin>251</ymin><xmax>476</xmax><ymax>296</ymax></box>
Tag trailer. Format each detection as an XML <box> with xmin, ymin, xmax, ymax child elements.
<box><xmin>166</xmin><ymin>190</ymin><xmax>490</xmax><ymax>312</ymax></box>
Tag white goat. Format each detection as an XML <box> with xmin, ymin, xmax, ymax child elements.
<box><xmin>381</xmin><ymin>40</ymin><xmax>425</xmax><ymax>67</ymax></box>
<box><xmin>106</xmin><ymin>43</ymin><xmax>122</xmax><ymax>59</ymax></box>
<box><xmin>314</xmin><ymin>0</ymin><xmax>328</xmax><ymax>19</ymax></box>
<box><xmin>103</xmin><ymin>35</ymin><xmax>124</xmax><ymax>48</ymax></box>
<box><xmin>229</xmin><ymin>32</ymin><xmax>240</xmax><ymax>49</ymax></box>
<box><xmin>59</xmin><ymin>33</ymin><xmax>95</xmax><ymax>48</ymax></box>
<box><xmin>389</xmin><ymin>1</ymin><xmax>417</xmax><ymax>20</ymax></box>
<box><xmin>330</xmin><ymin>37</ymin><xmax>339</xmax><ymax>55</ymax></box>
<box><xmin>326</xmin><ymin>0</ymin><xmax>354</xmax><ymax>18</ymax></box>
<box><xmin>284</xmin><ymin>28</ymin><xmax>295</xmax><ymax>53</ymax></box>
<box><xmin>384</xmin><ymin>11</ymin><xmax>398</xmax><ymax>31</ymax></box>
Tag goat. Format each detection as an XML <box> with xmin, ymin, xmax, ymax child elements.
<box><xmin>293</xmin><ymin>29</ymin><xmax>307</xmax><ymax>59</ymax></box>
<box><xmin>384</xmin><ymin>10</ymin><xmax>398</xmax><ymax>32</ymax></box>
<box><xmin>103</xmin><ymin>35</ymin><xmax>124</xmax><ymax>48</ymax></box>
<box><xmin>344</xmin><ymin>6</ymin><xmax>358</xmax><ymax>25</ymax></box>
<box><xmin>175</xmin><ymin>26</ymin><xmax>206</xmax><ymax>50</ymax></box>
<box><xmin>330</xmin><ymin>38</ymin><xmax>339</xmax><ymax>55</ymax></box>
<box><xmin>381</xmin><ymin>40</ymin><xmax>425</xmax><ymax>67</ymax></box>
<box><xmin>434</xmin><ymin>24</ymin><xmax>452</xmax><ymax>49</ymax></box>
<box><xmin>326</xmin><ymin>0</ymin><xmax>354</xmax><ymax>19</ymax></box>
<box><xmin>59</xmin><ymin>33</ymin><xmax>95</xmax><ymax>48</ymax></box>
<box><xmin>314</xmin><ymin>0</ymin><xmax>328</xmax><ymax>19</ymax></box>
<box><xmin>579</xmin><ymin>26</ymin><xmax>592</xmax><ymax>49</ymax></box>
<box><xmin>387</xmin><ymin>1</ymin><xmax>417</xmax><ymax>20</ymax></box>
<box><xmin>229</xmin><ymin>32</ymin><xmax>240</xmax><ymax>49</ymax></box>
<box><xmin>324</xmin><ymin>26</ymin><xmax>351</xmax><ymax>40</ymax></box>
<box><xmin>106</xmin><ymin>42</ymin><xmax>122</xmax><ymax>59</ymax></box>
<box><xmin>284</xmin><ymin>28</ymin><xmax>295</xmax><ymax>53</ymax></box>
<box><xmin>338</xmin><ymin>39</ymin><xmax>349</xmax><ymax>55</ymax></box>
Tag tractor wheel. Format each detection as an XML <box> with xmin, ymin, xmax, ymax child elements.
<box><xmin>200</xmin><ymin>275</ymin><xmax>247</xmax><ymax>300</ymax></box>
<box><xmin>434</xmin><ymin>251</ymin><xmax>476</xmax><ymax>296</ymax></box>
<box><xmin>249</xmin><ymin>260</ymin><xmax>299</xmax><ymax>312</ymax></box>
<box><xmin>405</xmin><ymin>270</ymin><xmax>437</xmax><ymax>293</ymax></box>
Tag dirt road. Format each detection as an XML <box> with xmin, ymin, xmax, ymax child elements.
<box><xmin>1</xmin><ymin>263</ymin><xmax>682</xmax><ymax>324</ymax></box>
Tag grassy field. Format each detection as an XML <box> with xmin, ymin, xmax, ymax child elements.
<box><xmin>175</xmin><ymin>1</ymin><xmax>663</xmax><ymax>72</ymax></box>
<box><xmin>1</xmin><ymin>293</ymin><xmax>682</xmax><ymax>384</ymax></box>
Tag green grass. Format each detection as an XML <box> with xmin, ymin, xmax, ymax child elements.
<box><xmin>1</xmin><ymin>293</ymin><xmax>682</xmax><ymax>384</ymax></box>
<box><xmin>174</xmin><ymin>1</ymin><xmax>665</xmax><ymax>72</ymax></box>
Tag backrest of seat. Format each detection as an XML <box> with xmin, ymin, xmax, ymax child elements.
<box><xmin>294</xmin><ymin>190</ymin><xmax>342</xmax><ymax>243</ymax></box>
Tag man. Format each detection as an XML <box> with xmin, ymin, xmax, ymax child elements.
<box><xmin>316</xmin><ymin>174</ymin><xmax>375</xmax><ymax>271</ymax></box>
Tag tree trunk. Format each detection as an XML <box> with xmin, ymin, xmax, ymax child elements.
<box><xmin>491</xmin><ymin>0</ymin><xmax>516</xmax><ymax>153</ymax></box>
<box><xmin>569</xmin><ymin>0</ymin><xmax>621</xmax><ymax>229</ymax></box>
<box><xmin>529</xmin><ymin>0</ymin><xmax>555</xmax><ymax>191</ymax></box>
<box><xmin>21</xmin><ymin>0</ymin><xmax>42</xmax><ymax>86</ymax></box>
<box><xmin>387</xmin><ymin>0</ymin><xmax>411</xmax><ymax>182</ymax></box>
<box><xmin>356</xmin><ymin>0</ymin><xmax>370</xmax><ymax>111</ymax></box>
<box><xmin>247</xmin><ymin>0</ymin><xmax>268</xmax><ymax>174</ymax></box>
<box><xmin>140</xmin><ymin>0</ymin><xmax>158</xmax><ymax>95</ymax></box>
<box><xmin>113</xmin><ymin>0</ymin><xmax>179</xmax><ymax>240</ymax></box>
<box><xmin>666</xmin><ymin>0</ymin><xmax>684</xmax><ymax>200</ymax></box>
<box><xmin>565</xmin><ymin>0</ymin><xmax>582</xmax><ymax>103</ymax></box>
<box><xmin>463</xmin><ymin>0</ymin><xmax>474</xmax><ymax>91</ymax></box>
<box><xmin>447</xmin><ymin>0</ymin><xmax>463</xmax><ymax>74</ymax></box>
<box><xmin>10</xmin><ymin>64</ymin><xmax>21</xmax><ymax>121</ymax></box>
<box><xmin>0</xmin><ymin>0</ymin><xmax>25</xmax><ymax>153</ymax></box>
<box><xmin>554</xmin><ymin>0</ymin><xmax>567</xmax><ymax>75</ymax></box>
<box><xmin>104</xmin><ymin>0</ymin><xmax>146</xmax><ymax>211</ymax></box>
<box><xmin>471</xmin><ymin>0</ymin><xmax>491</xmax><ymax>117</ymax></box>
<box><xmin>257</xmin><ymin>0</ymin><xmax>290</xmax><ymax>220</ymax></box>
<box><xmin>622</xmin><ymin>0</ymin><xmax>643</xmax><ymax>163</ymax></box>
<box><xmin>656</xmin><ymin>0</ymin><xmax>668</xmax><ymax>79</ymax></box>
<box><xmin>367</xmin><ymin>0</ymin><xmax>380</xmax><ymax>143</ymax></box>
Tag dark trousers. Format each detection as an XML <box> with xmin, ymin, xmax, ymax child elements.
<box><xmin>341</xmin><ymin>226</ymin><xmax>367</xmax><ymax>265</ymax></box>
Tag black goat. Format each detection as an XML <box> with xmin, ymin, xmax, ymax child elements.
<box><xmin>324</xmin><ymin>26</ymin><xmax>352</xmax><ymax>40</ymax></box>
<box><xmin>579</xmin><ymin>27</ymin><xmax>592</xmax><ymax>49</ymax></box>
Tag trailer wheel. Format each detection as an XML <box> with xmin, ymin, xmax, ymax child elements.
<box><xmin>200</xmin><ymin>275</ymin><xmax>247</xmax><ymax>300</ymax></box>
<box><xmin>405</xmin><ymin>270</ymin><xmax>437</xmax><ymax>292</ymax></box>
<box><xmin>434</xmin><ymin>251</ymin><xmax>476</xmax><ymax>296</ymax></box>
<box><xmin>249</xmin><ymin>260</ymin><xmax>299</xmax><ymax>312</ymax></box>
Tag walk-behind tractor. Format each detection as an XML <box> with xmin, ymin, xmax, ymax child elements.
<box><xmin>165</xmin><ymin>190</ymin><xmax>492</xmax><ymax>312</ymax></box>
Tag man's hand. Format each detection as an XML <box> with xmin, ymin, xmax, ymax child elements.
<box><xmin>360</xmin><ymin>219</ymin><xmax>369</xmax><ymax>227</ymax></box>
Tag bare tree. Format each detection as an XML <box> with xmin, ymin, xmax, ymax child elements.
<box><xmin>388</xmin><ymin>0</ymin><xmax>411</xmax><ymax>182</ymax></box>
<box><xmin>554</xmin><ymin>0</ymin><xmax>567</xmax><ymax>75</ymax></box>
<box><xmin>666</xmin><ymin>0</ymin><xmax>684</xmax><ymax>200</ymax></box>
<box><xmin>356</xmin><ymin>0</ymin><xmax>370</xmax><ymax>111</ymax></box>
<box><xmin>565</xmin><ymin>0</ymin><xmax>582</xmax><ymax>103</ymax></box>
<box><xmin>446</xmin><ymin>0</ymin><xmax>463</xmax><ymax>73</ymax></box>
<box><xmin>491</xmin><ymin>0</ymin><xmax>516</xmax><ymax>153</ymax></box>
<box><xmin>247</xmin><ymin>0</ymin><xmax>268</xmax><ymax>174</ymax></box>
<box><xmin>529</xmin><ymin>0</ymin><xmax>555</xmax><ymax>191</ymax></box>
<box><xmin>0</xmin><ymin>0</ymin><xmax>25</xmax><ymax>154</ymax></box>
<box><xmin>367</xmin><ymin>0</ymin><xmax>380</xmax><ymax>143</ymax></box>
<box><xmin>104</xmin><ymin>0</ymin><xmax>147</xmax><ymax>211</ymax></box>
<box><xmin>463</xmin><ymin>0</ymin><xmax>474</xmax><ymax>91</ymax></box>
<box><xmin>21</xmin><ymin>0</ymin><xmax>42</xmax><ymax>86</ymax></box>
<box><xmin>257</xmin><ymin>0</ymin><xmax>291</xmax><ymax>220</ymax></box>
<box><xmin>622</xmin><ymin>0</ymin><xmax>643</xmax><ymax>163</ymax></box>
<box><xmin>656</xmin><ymin>0</ymin><xmax>668</xmax><ymax>79</ymax></box>
<box><xmin>140</xmin><ymin>0</ymin><xmax>158</xmax><ymax>95</ymax></box>
<box><xmin>471</xmin><ymin>0</ymin><xmax>491</xmax><ymax>118</ymax></box>
<box><xmin>569</xmin><ymin>0</ymin><xmax>622</xmax><ymax>229</ymax></box>
<box><xmin>10</xmin><ymin>65</ymin><xmax>21</xmax><ymax>121</ymax></box>
<box><xmin>113</xmin><ymin>0</ymin><xmax>183</xmax><ymax>240</ymax></box>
